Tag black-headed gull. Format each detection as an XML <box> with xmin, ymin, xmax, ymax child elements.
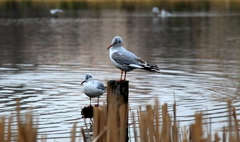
<box><xmin>152</xmin><ymin>7</ymin><xmax>171</xmax><ymax>17</ymax></box>
<box><xmin>152</xmin><ymin>7</ymin><xmax>160</xmax><ymax>15</ymax></box>
<box><xmin>161</xmin><ymin>9</ymin><xmax>171</xmax><ymax>17</ymax></box>
<box><xmin>107</xmin><ymin>36</ymin><xmax>160</xmax><ymax>81</ymax></box>
<box><xmin>50</xmin><ymin>9</ymin><xmax>63</xmax><ymax>18</ymax></box>
<box><xmin>81</xmin><ymin>74</ymin><xmax>105</xmax><ymax>106</ymax></box>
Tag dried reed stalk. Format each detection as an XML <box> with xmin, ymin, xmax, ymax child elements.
<box><xmin>154</xmin><ymin>99</ymin><xmax>160</xmax><ymax>142</ymax></box>
<box><xmin>7</xmin><ymin>117</ymin><xmax>12</xmax><ymax>142</ymax></box>
<box><xmin>227</xmin><ymin>100</ymin><xmax>234</xmax><ymax>142</ymax></box>
<box><xmin>131</xmin><ymin>112</ymin><xmax>138</xmax><ymax>142</ymax></box>
<box><xmin>195</xmin><ymin>113</ymin><xmax>203</xmax><ymax>142</ymax></box>
<box><xmin>0</xmin><ymin>117</ymin><xmax>5</xmax><ymax>142</ymax></box>
<box><xmin>81</xmin><ymin>127</ymin><xmax>87</xmax><ymax>142</ymax></box>
<box><xmin>223</xmin><ymin>127</ymin><xmax>226</xmax><ymax>142</ymax></box>
<box><xmin>16</xmin><ymin>101</ymin><xmax>38</xmax><ymax>142</ymax></box>
<box><xmin>93</xmin><ymin>102</ymin><xmax>129</xmax><ymax>142</ymax></box>
<box><xmin>189</xmin><ymin>113</ymin><xmax>203</xmax><ymax>142</ymax></box>
<box><xmin>119</xmin><ymin>104</ymin><xmax>128</xmax><ymax>142</ymax></box>
<box><xmin>93</xmin><ymin>107</ymin><xmax>100</xmax><ymax>139</ymax></box>
<box><xmin>214</xmin><ymin>132</ymin><xmax>220</xmax><ymax>142</ymax></box>
<box><xmin>2</xmin><ymin>118</ymin><xmax>12</xmax><ymax>141</ymax></box>
<box><xmin>182</xmin><ymin>126</ymin><xmax>189</xmax><ymax>142</ymax></box>
<box><xmin>139</xmin><ymin>109</ymin><xmax>147</xmax><ymax>142</ymax></box>
<box><xmin>172</xmin><ymin>101</ymin><xmax>178</xmax><ymax>142</ymax></box>
<box><xmin>161</xmin><ymin>103</ymin><xmax>171</xmax><ymax>142</ymax></box>
<box><xmin>233</xmin><ymin>107</ymin><xmax>240</xmax><ymax>142</ymax></box>
<box><xmin>107</xmin><ymin>103</ymin><xmax>118</xmax><ymax>142</ymax></box>
<box><xmin>93</xmin><ymin>106</ymin><xmax>107</xmax><ymax>142</ymax></box>
<box><xmin>71</xmin><ymin>122</ymin><xmax>77</xmax><ymax>142</ymax></box>
<box><xmin>146</xmin><ymin>105</ymin><xmax>155</xmax><ymax>142</ymax></box>
<box><xmin>41</xmin><ymin>135</ymin><xmax>47</xmax><ymax>142</ymax></box>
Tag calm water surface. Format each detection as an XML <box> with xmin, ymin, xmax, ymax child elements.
<box><xmin>0</xmin><ymin>10</ymin><xmax>240</xmax><ymax>141</ymax></box>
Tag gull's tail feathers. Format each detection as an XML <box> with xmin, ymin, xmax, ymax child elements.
<box><xmin>142</xmin><ymin>64</ymin><xmax>161</xmax><ymax>73</ymax></box>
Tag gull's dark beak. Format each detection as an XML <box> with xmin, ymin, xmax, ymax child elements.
<box><xmin>80</xmin><ymin>80</ymin><xmax>85</xmax><ymax>85</ymax></box>
<box><xmin>107</xmin><ymin>45</ymin><xmax>113</xmax><ymax>50</ymax></box>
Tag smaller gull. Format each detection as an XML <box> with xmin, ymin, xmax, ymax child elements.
<box><xmin>81</xmin><ymin>74</ymin><xmax>105</xmax><ymax>106</ymax></box>
<box><xmin>107</xmin><ymin>36</ymin><xmax>161</xmax><ymax>81</ymax></box>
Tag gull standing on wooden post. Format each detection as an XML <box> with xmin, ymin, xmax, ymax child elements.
<box><xmin>107</xmin><ymin>36</ymin><xmax>161</xmax><ymax>81</ymax></box>
<box><xmin>81</xmin><ymin>74</ymin><xmax>105</xmax><ymax>106</ymax></box>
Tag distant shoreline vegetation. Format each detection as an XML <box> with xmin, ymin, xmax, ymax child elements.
<box><xmin>0</xmin><ymin>0</ymin><xmax>240</xmax><ymax>11</ymax></box>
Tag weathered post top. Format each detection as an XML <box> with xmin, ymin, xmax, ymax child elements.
<box><xmin>107</xmin><ymin>80</ymin><xmax>129</xmax><ymax>106</ymax></box>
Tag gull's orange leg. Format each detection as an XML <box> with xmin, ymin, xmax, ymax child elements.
<box><xmin>124</xmin><ymin>71</ymin><xmax>126</xmax><ymax>81</ymax></box>
<box><xmin>97</xmin><ymin>97</ymin><xmax>99</xmax><ymax>106</ymax></box>
<box><xmin>120</xmin><ymin>70</ymin><xmax>123</xmax><ymax>81</ymax></box>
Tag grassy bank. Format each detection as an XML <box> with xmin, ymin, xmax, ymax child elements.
<box><xmin>0</xmin><ymin>0</ymin><xmax>240</xmax><ymax>11</ymax></box>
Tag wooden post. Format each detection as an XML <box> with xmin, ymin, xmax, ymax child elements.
<box><xmin>107</xmin><ymin>80</ymin><xmax>129</xmax><ymax>142</ymax></box>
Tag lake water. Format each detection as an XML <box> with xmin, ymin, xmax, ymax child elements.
<box><xmin>0</xmin><ymin>10</ymin><xmax>240</xmax><ymax>141</ymax></box>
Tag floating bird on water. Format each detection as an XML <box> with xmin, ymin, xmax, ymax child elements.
<box><xmin>152</xmin><ymin>7</ymin><xmax>171</xmax><ymax>17</ymax></box>
<box><xmin>81</xmin><ymin>74</ymin><xmax>105</xmax><ymax>106</ymax></box>
<box><xmin>107</xmin><ymin>36</ymin><xmax>161</xmax><ymax>81</ymax></box>
<box><xmin>152</xmin><ymin>7</ymin><xmax>160</xmax><ymax>15</ymax></box>
<box><xmin>161</xmin><ymin>9</ymin><xmax>171</xmax><ymax>17</ymax></box>
<box><xmin>50</xmin><ymin>9</ymin><xmax>64</xmax><ymax>18</ymax></box>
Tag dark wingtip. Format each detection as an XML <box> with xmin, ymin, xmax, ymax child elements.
<box><xmin>143</xmin><ymin>64</ymin><xmax>161</xmax><ymax>73</ymax></box>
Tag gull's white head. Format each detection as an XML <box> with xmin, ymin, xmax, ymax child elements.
<box><xmin>50</xmin><ymin>9</ymin><xmax>63</xmax><ymax>15</ymax></box>
<box><xmin>81</xmin><ymin>73</ymin><xmax>93</xmax><ymax>85</ymax></box>
<box><xmin>107</xmin><ymin>36</ymin><xmax>123</xmax><ymax>49</ymax></box>
<box><xmin>152</xmin><ymin>7</ymin><xmax>159</xmax><ymax>14</ymax></box>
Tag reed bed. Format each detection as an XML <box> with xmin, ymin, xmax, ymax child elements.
<box><xmin>0</xmin><ymin>101</ymin><xmax>39</xmax><ymax>142</ymax></box>
<box><xmin>0</xmin><ymin>99</ymin><xmax>239</xmax><ymax>142</ymax></box>
<box><xmin>91</xmin><ymin>99</ymin><xmax>240</xmax><ymax>142</ymax></box>
<box><xmin>0</xmin><ymin>101</ymin><xmax>80</xmax><ymax>142</ymax></box>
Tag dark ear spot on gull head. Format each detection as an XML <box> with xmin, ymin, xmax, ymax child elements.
<box><xmin>81</xmin><ymin>73</ymin><xmax>93</xmax><ymax>85</ymax></box>
<box><xmin>107</xmin><ymin>36</ymin><xmax>123</xmax><ymax>50</ymax></box>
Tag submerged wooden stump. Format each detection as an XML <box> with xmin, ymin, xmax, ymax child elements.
<box><xmin>81</xmin><ymin>105</ymin><xmax>93</xmax><ymax>118</ymax></box>
<box><xmin>107</xmin><ymin>80</ymin><xmax>129</xmax><ymax>142</ymax></box>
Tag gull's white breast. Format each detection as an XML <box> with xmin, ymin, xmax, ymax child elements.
<box><xmin>83</xmin><ymin>81</ymin><xmax>104</xmax><ymax>98</ymax></box>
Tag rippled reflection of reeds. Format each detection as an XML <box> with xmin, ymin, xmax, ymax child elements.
<box><xmin>1</xmin><ymin>99</ymin><xmax>239</xmax><ymax>142</ymax></box>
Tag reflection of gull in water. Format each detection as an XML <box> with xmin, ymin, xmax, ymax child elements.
<box><xmin>50</xmin><ymin>9</ymin><xmax>64</xmax><ymax>18</ymax></box>
<box><xmin>161</xmin><ymin>9</ymin><xmax>171</xmax><ymax>17</ymax></box>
